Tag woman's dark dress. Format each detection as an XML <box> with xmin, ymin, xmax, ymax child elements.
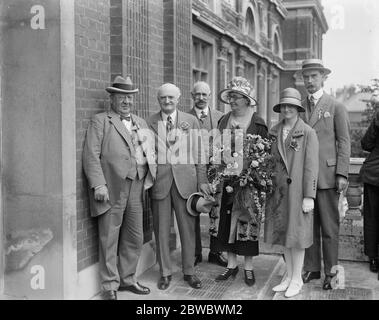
<box><xmin>214</xmin><ymin>111</ymin><xmax>268</xmax><ymax>256</ymax></box>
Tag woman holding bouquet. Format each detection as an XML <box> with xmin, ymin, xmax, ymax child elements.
<box><xmin>211</xmin><ymin>77</ymin><xmax>268</xmax><ymax>286</ymax></box>
<box><xmin>264</xmin><ymin>88</ymin><xmax>319</xmax><ymax>298</ymax></box>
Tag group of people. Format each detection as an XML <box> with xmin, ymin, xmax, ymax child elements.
<box><xmin>82</xmin><ymin>58</ymin><xmax>356</xmax><ymax>300</ymax></box>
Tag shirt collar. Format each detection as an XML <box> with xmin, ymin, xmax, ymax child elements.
<box><xmin>161</xmin><ymin>110</ymin><xmax>177</xmax><ymax>123</ymax></box>
<box><xmin>194</xmin><ymin>106</ymin><xmax>209</xmax><ymax>118</ymax></box>
<box><xmin>310</xmin><ymin>88</ymin><xmax>324</xmax><ymax>101</ymax></box>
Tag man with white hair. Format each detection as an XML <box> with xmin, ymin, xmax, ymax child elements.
<box><xmin>147</xmin><ymin>83</ymin><xmax>211</xmax><ymax>290</ymax></box>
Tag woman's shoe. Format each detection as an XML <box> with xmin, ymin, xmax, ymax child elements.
<box><xmin>272</xmin><ymin>277</ymin><xmax>291</xmax><ymax>292</ymax></box>
<box><xmin>284</xmin><ymin>280</ymin><xmax>303</xmax><ymax>298</ymax></box>
<box><xmin>215</xmin><ymin>267</ymin><xmax>239</xmax><ymax>281</ymax></box>
<box><xmin>244</xmin><ymin>269</ymin><xmax>255</xmax><ymax>286</ymax></box>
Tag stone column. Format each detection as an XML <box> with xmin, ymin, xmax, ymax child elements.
<box><xmin>266</xmin><ymin>66</ymin><xmax>275</xmax><ymax>129</ymax></box>
<box><xmin>257</xmin><ymin>59</ymin><xmax>267</xmax><ymax>122</ymax></box>
<box><xmin>236</xmin><ymin>48</ymin><xmax>246</xmax><ymax>77</ymax></box>
<box><xmin>217</xmin><ymin>38</ymin><xmax>229</xmax><ymax>113</ymax></box>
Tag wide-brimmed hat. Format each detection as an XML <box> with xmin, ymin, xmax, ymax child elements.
<box><xmin>301</xmin><ymin>59</ymin><xmax>331</xmax><ymax>75</ymax></box>
<box><xmin>186</xmin><ymin>192</ymin><xmax>217</xmax><ymax>217</ymax></box>
<box><xmin>219</xmin><ymin>76</ymin><xmax>257</xmax><ymax>106</ymax></box>
<box><xmin>273</xmin><ymin>88</ymin><xmax>305</xmax><ymax>113</ymax></box>
<box><xmin>106</xmin><ymin>75</ymin><xmax>139</xmax><ymax>94</ymax></box>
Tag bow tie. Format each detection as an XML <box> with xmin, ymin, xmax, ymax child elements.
<box><xmin>120</xmin><ymin>115</ymin><xmax>131</xmax><ymax>122</ymax></box>
<box><xmin>200</xmin><ymin>111</ymin><xmax>208</xmax><ymax>119</ymax></box>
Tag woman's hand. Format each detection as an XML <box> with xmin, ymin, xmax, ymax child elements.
<box><xmin>302</xmin><ymin>197</ymin><xmax>314</xmax><ymax>213</ymax></box>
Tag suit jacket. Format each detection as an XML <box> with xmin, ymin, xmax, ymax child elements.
<box><xmin>147</xmin><ymin>110</ymin><xmax>208</xmax><ymax>200</ymax></box>
<box><xmin>83</xmin><ymin>110</ymin><xmax>156</xmax><ymax>217</ymax></box>
<box><xmin>187</xmin><ymin>107</ymin><xmax>224</xmax><ymax>130</ymax></box>
<box><xmin>300</xmin><ymin>92</ymin><xmax>351</xmax><ymax>189</ymax></box>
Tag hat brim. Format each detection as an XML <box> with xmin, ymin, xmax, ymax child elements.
<box><xmin>186</xmin><ymin>192</ymin><xmax>203</xmax><ymax>217</ymax></box>
<box><xmin>106</xmin><ymin>87</ymin><xmax>139</xmax><ymax>94</ymax></box>
<box><xmin>219</xmin><ymin>89</ymin><xmax>258</xmax><ymax>106</ymax></box>
<box><xmin>273</xmin><ymin>103</ymin><xmax>305</xmax><ymax>113</ymax></box>
<box><xmin>301</xmin><ymin>67</ymin><xmax>331</xmax><ymax>76</ymax></box>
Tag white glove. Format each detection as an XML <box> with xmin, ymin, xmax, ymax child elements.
<box><xmin>302</xmin><ymin>197</ymin><xmax>314</xmax><ymax>213</ymax></box>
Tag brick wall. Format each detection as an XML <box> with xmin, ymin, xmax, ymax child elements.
<box><xmin>75</xmin><ymin>0</ymin><xmax>111</xmax><ymax>272</ymax></box>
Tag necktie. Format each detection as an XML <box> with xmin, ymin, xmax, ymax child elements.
<box><xmin>309</xmin><ymin>95</ymin><xmax>315</xmax><ymax>113</ymax></box>
<box><xmin>166</xmin><ymin>115</ymin><xmax>174</xmax><ymax>132</ymax></box>
<box><xmin>200</xmin><ymin>110</ymin><xmax>207</xmax><ymax>120</ymax></box>
<box><xmin>120</xmin><ymin>114</ymin><xmax>131</xmax><ymax>122</ymax></box>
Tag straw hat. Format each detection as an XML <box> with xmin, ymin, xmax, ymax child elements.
<box><xmin>105</xmin><ymin>75</ymin><xmax>139</xmax><ymax>94</ymax></box>
<box><xmin>301</xmin><ymin>59</ymin><xmax>331</xmax><ymax>75</ymax></box>
<box><xmin>219</xmin><ymin>76</ymin><xmax>257</xmax><ymax>106</ymax></box>
<box><xmin>186</xmin><ymin>193</ymin><xmax>217</xmax><ymax>217</ymax></box>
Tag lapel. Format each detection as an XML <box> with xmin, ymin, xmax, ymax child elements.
<box><xmin>308</xmin><ymin>93</ymin><xmax>329</xmax><ymax>127</ymax></box>
<box><xmin>209</xmin><ymin>109</ymin><xmax>219</xmax><ymax>129</ymax></box>
<box><xmin>189</xmin><ymin>108</ymin><xmax>197</xmax><ymax>119</ymax></box>
<box><xmin>107</xmin><ymin>111</ymin><xmax>135</xmax><ymax>155</ymax></box>
<box><xmin>150</xmin><ymin>111</ymin><xmax>171</xmax><ymax>150</ymax></box>
<box><xmin>270</xmin><ymin>121</ymin><xmax>289</xmax><ymax>173</ymax></box>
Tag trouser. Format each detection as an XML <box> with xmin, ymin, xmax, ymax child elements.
<box><xmin>363</xmin><ymin>183</ymin><xmax>379</xmax><ymax>258</ymax></box>
<box><xmin>304</xmin><ymin>188</ymin><xmax>339</xmax><ymax>276</ymax></box>
<box><xmin>152</xmin><ymin>181</ymin><xmax>196</xmax><ymax>276</ymax></box>
<box><xmin>195</xmin><ymin>215</ymin><xmax>224</xmax><ymax>256</ymax></box>
<box><xmin>98</xmin><ymin>178</ymin><xmax>144</xmax><ymax>291</ymax></box>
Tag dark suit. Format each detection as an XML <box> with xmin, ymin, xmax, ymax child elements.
<box><xmin>187</xmin><ymin>107</ymin><xmax>224</xmax><ymax>256</ymax></box>
<box><xmin>147</xmin><ymin>110</ymin><xmax>208</xmax><ymax>277</ymax></box>
<box><xmin>83</xmin><ymin>110</ymin><xmax>156</xmax><ymax>291</ymax></box>
<box><xmin>301</xmin><ymin>92</ymin><xmax>351</xmax><ymax>276</ymax></box>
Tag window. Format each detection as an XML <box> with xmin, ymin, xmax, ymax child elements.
<box><xmin>245</xmin><ymin>8</ymin><xmax>256</xmax><ymax>40</ymax></box>
<box><xmin>192</xmin><ymin>37</ymin><xmax>212</xmax><ymax>84</ymax></box>
<box><xmin>244</xmin><ymin>62</ymin><xmax>256</xmax><ymax>91</ymax></box>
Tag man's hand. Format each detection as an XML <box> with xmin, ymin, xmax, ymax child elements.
<box><xmin>336</xmin><ymin>175</ymin><xmax>348</xmax><ymax>194</ymax></box>
<box><xmin>199</xmin><ymin>183</ymin><xmax>212</xmax><ymax>197</ymax></box>
<box><xmin>94</xmin><ymin>185</ymin><xmax>109</xmax><ymax>202</ymax></box>
<box><xmin>302</xmin><ymin>197</ymin><xmax>314</xmax><ymax>213</ymax></box>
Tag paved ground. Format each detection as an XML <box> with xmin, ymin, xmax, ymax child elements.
<box><xmin>108</xmin><ymin>247</ymin><xmax>379</xmax><ymax>301</ymax></box>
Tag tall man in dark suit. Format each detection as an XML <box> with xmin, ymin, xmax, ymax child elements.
<box><xmin>147</xmin><ymin>83</ymin><xmax>211</xmax><ymax>290</ymax></box>
<box><xmin>188</xmin><ymin>81</ymin><xmax>227</xmax><ymax>267</ymax></box>
<box><xmin>300</xmin><ymin>59</ymin><xmax>351</xmax><ymax>290</ymax></box>
<box><xmin>83</xmin><ymin>76</ymin><xmax>156</xmax><ymax>300</ymax></box>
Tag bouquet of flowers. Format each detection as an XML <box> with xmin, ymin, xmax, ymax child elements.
<box><xmin>208</xmin><ymin>128</ymin><xmax>275</xmax><ymax>240</ymax></box>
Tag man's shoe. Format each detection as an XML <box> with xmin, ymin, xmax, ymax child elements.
<box><xmin>208</xmin><ymin>252</ymin><xmax>228</xmax><ymax>267</ymax></box>
<box><xmin>101</xmin><ymin>290</ymin><xmax>117</xmax><ymax>300</ymax></box>
<box><xmin>302</xmin><ymin>271</ymin><xmax>321</xmax><ymax>283</ymax></box>
<box><xmin>183</xmin><ymin>275</ymin><xmax>202</xmax><ymax>289</ymax></box>
<box><xmin>194</xmin><ymin>254</ymin><xmax>202</xmax><ymax>266</ymax></box>
<box><xmin>215</xmin><ymin>267</ymin><xmax>239</xmax><ymax>281</ymax></box>
<box><xmin>244</xmin><ymin>269</ymin><xmax>255</xmax><ymax>286</ymax></box>
<box><xmin>157</xmin><ymin>275</ymin><xmax>172</xmax><ymax>290</ymax></box>
<box><xmin>369</xmin><ymin>258</ymin><xmax>378</xmax><ymax>273</ymax></box>
<box><xmin>119</xmin><ymin>282</ymin><xmax>150</xmax><ymax>295</ymax></box>
<box><xmin>323</xmin><ymin>275</ymin><xmax>334</xmax><ymax>290</ymax></box>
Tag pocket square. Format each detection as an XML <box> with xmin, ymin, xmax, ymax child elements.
<box><xmin>324</xmin><ymin>111</ymin><xmax>331</xmax><ymax>118</ymax></box>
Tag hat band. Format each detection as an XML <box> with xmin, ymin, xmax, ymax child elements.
<box><xmin>302</xmin><ymin>63</ymin><xmax>325</xmax><ymax>69</ymax></box>
<box><xmin>191</xmin><ymin>195</ymin><xmax>201</xmax><ymax>214</ymax></box>
<box><xmin>112</xmin><ymin>83</ymin><xmax>136</xmax><ymax>91</ymax></box>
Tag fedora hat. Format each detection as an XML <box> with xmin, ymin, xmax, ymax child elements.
<box><xmin>301</xmin><ymin>59</ymin><xmax>331</xmax><ymax>75</ymax></box>
<box><xmin>219</xmin><ymin>76</ymin><xmax>258</xmax><ymax>106</ymax></box>
<box><xmin>186</xmin><ymin>192</ymin><xmax>217</xmax><ymax>217</ymax></box>
<box><xmin>273</xmin><ymin>88</ymin><xmax>305</xmax><ymax>113</ymax></box>
<box><xmin>106</xmin><ymin>75</ymin><xmax>139</xmax><ymax>94</ymax></box>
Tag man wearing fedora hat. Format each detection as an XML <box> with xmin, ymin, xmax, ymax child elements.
<box><xmin>188</xmin><ymin>81</ymin><xmax>227</xmax><ymax>267</ymax></box>
<box><xmin>83</xmin><ymin>75</ymin><xmax>156</xmax><ymax>300</ymax></box>
<box><xmin>299</xmin><ymin>59</ymin><xmax>351</xmax><ymax>290</ymax></box>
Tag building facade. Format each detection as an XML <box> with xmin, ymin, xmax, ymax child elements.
<box><xmin>0</xmin><ymin>0</ymin><xmax>329</xmax><ymax>299</ymax></box>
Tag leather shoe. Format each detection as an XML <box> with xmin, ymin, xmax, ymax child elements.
<box><xmin>119</xmin><ymin>282</ymin><xmax>150</xmax><ymax>295</ymax></box>
<box><xmin>157</xmin><ymin>275</ymin><xmax>172</xmax><ymax>290</ymax></box>
<box><xmin>183</xmin><ymin>275</ymin><xmax>202</xmax><ymax>289</ymax></box>
<box><xmin>208</xmin><ymin>252</ymin><xmax>228</xmax><ymax>267</ymax></box>
<box><xmin>244</xmin><ymin>269</ymin><xmax>255</xmax><ymax>286</ymax></box>
<box><xmin>101</xmin><ymin>290</ymin><xmax>117</xmax><ymax>300</ymax></box>
<box><xmin>215</xmin><ymin>266</ymin><xmax>239</xmax><ymax>281</ymax></box>
<box><xmin>369</xmin><ymin>258</ymin><xmax>378</xmax><ymax>273</ymax></box>
<box><xmin>194</xmin><ymin>254</ymin><xmax>202</xmax><ymax>266</ymax></box>
<box><xmin>302</xmin><ymin>271</ymin><xmax>321</xmax><ymax>283</ymax></box>
<box><xmin>323</xmin><ymin>275</ymin><xmax>334</xmax><ymax>290</ymax></box>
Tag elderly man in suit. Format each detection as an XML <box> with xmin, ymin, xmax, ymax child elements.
<box><xmin>188</xmin><ymin>81</ymin><xmax>227</xmax><ymax>267</ymax></box>
<box><xmin>147</xmin><ymin>83</ymin><xmax>210</xmax><ymax>290</ymax></box>
<box><xmin>83</xmin><ymin>76</ymin><xmax>156</xmax><ymax>300</ymax></box>
<box><xmin>300</xmin><ymin>59</ymin><xmax>351</xmax><ymax>290</ymax></box>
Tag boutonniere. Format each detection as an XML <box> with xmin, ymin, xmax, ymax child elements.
<box><xmin>289</xmin><ymin>137</ymin><xmax>300</xmax><ymax>152</ymax></box>
<box><xmin>131</xmin><ymin>122</ymin><xmax>140</xmax><ymax>132</ymax></box>
<box><xmin>179</xmin><ymin>121</ymin><xmax>190</xmax><ymax>133</ymax></box>
<box><xmin>324</xmin><ymin>111</ymin><xmax>331</xmax><ymax>118</ymax></box>
<box><xmin>317</xmin><ymin>109</ymin><xmax>324</xmax><ymax>120</ymax></box>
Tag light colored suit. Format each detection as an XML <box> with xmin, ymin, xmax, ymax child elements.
<box><xmin>147</xmin><ymin>110</ymin><xmax>207</xmax><ymax>276</ymax></box>
<box><xmin>83</xmin><ymin>110</ymin><xmax>156</xmax><ymax>290</ymax></box>
<box><xmin>301</xmin><ymin>92</ymin><xmax>351</xmax><ymax>275</ymax></box>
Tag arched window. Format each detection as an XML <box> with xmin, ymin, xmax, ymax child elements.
<box><xmin>272</xmin><ymin>26</ymin><xmax>283</xmax><ymax>58</ymax></box>
<box><xmin>245</xmin><ymin>8</ymin><xmax>256</xmax><ymax>40</ymax></box>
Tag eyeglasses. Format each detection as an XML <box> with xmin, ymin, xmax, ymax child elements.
<box><xmin>226</xmin><ymin>94</ymin><xmax>245</xmax><ymax>102</ymax></box>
